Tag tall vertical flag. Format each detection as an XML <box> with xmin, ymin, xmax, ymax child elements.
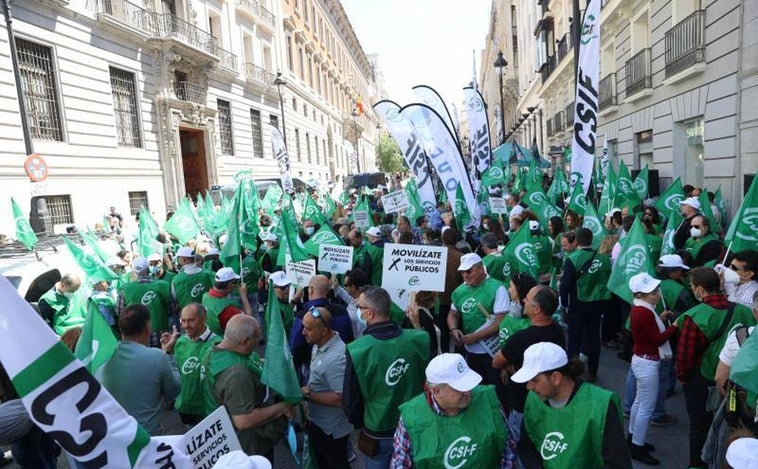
<box><xmin>633</xmin><ymin>165</ymin><xmax>649</xmax><ymax>200</ymax></box>
<box><xmin>262</xmin><ymin>282</ymin><xmax>303</xmax><ymax>404</ymax></box>
<box><xmin>660</xmin><ymin>209</ymin><xmax>683</xmax><ymax>257</ymax></box>
<box><xmin>63</xmin><ymin>238</ymin><xmax>119</xmax><ymax>283</ymax></box>
<box><xmin>412</xmin><ymin>85</ymin><xmax>459</xmax><ymax>147</ymax></box>
<box><xmin>463</xmin><ymin>86</ymin><xmax>493</xmax><ymax>193</ymax></box>
<box><xmin>570</xmin><ymin>0</ymin><xmax>601</xmax><ymax>197</ymax></box>
<box><xmin>163</xmin><ymin>198</ymin><xmax>200</xmax><ymax>244</ymax></box>
<box><xmin>268</xmin><ymin>123</ymin><xmax>294</xmax><ymax>193</ymax></box>
<box><xmin>655</xmin><ymin>178</ymin><xmax>685</xmax><ymax>217</ymax></box>
<box><xmin>75</xmin><ymin>302</ymin><xmax>118</xmax><ymax>376</ymax></box>
<box><xmin>11</xmin><ymin>197</ymin><xmax>38</xmax><ymax>251</ymax></box>
<box><xmin>724</xmin><ymin>176</ymin><xmax>758</xmax><ymax>254</ymax></box>
<box><xmin>607</xmin><ymin>217</ymin><xmax>655</xmax><ymax>303</ymax></box>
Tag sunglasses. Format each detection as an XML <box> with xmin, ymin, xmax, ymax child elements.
<box><xmin>308</xmin><ymin>306</ymin><xmax>327</xmax><ymax>327</ymax></box>
<box><xmin>276</xmin><ymin>285</ymin><xmax>290</xmax><ymax>291</ymax></box>
<box><xmin>730</xmin><ymin>264</ymin><xmax>746</xmax><ymax>272</ymax></box>
<box><xmin>691</xmin><ymin>225</ymin><xmax>702</xmax><ymax>229</ymax></box>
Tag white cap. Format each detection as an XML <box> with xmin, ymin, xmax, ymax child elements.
<box><xmin>458</xmin><ymin>253</ymin><xmax>483</xmax><ymax>271</ymax></box>
<box><xmin>147</xmin><ymin>252</ymin><xmax>162</xmax><ymax>262</ymax></box>
<box><xmin>528</xmin><ymin>220</ymin><xmax>540</xmax><ymax>231</ymax></box>
<box><xmin>425</xmin><ymin>353</ymin><xmax>482</xmax><ymax>392</ymax></box>
<box><xmin>681</xmin><ymin>197</ymin><xmax>701</xmax><ymax>210</ymax></box>
<box><xmin>132</xmin><ymin>257</ymin><xmax>149</xmax><ymax>273</ymax></box>
<box><xmin>725</xmin><ymin>437</ymin><xmax>758</xmax><ymax>469</ymax></box>
<box><xmin>264</xmin><ymin>232</ymin><xmax>278</xmax><ymax>242</ymax></box>
<box><xmin>605</xmin><ymin>208</ymin><xmax>621</xmax><ymax>218</ymax></box>
<box><xmin>658</xmin><ymin>254</ymin><xmax>689</xmax><ymax>270</ymax></box>
<box><xmin>106</xmin><ymin>256</ymin><xmax>126</xmax><ymax>266</ymax></box>
<box><xmin>218</xmin><ymin>234</ymin><xmax>228</xmax><ymax>247</ymax></box>
<box><xmin>509</xmin><ymin>205</ymin><xmax>524</xmax><ymax>218</ymax></box>
<box><xmin>511</xmin><ymin>342</ymin><xmax>568</xmax><ymax>383</ymax></box>
<box><xmin>270</xmin><ymin>271</ymin><xmax>291</xmax><ymax>287</ymax></box>
<box><xmin>211</xmin><ymin>451</ymin><xmax>272</xmax><ymax>469</ymax></box>
<box><xmin>207</xmin><ymin>247</ymin><xmax>220</xmax><ymax>256</ymax></box>
<box><xmin>176</xmin><ymin>246</ymin><xmax>195</xmax><ymax>258</ymax></box>
<box><xmin>215</xmin><ymin>267</ymin><xmax>240</xmax><ymax>282</ymax></box>
<box><xmin>628</xmin><ymin>272</ymin><xmax>662</xmax><ymax>294</ymax></box>
<box><xmin>366</xmin><ymin>226</ymin><xmax>382</xmax><ymax>238</ymax></box>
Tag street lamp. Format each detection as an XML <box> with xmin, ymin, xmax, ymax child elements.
<box><xmin>273</xmin><ymin>72</ymin><xmax>288</xmax><ymax>146</ymax></box>
<box><xmin>493</xmin><ymin>50</ymin><xmax>507</xmax><ymax>145</ymax></box>
<box><xmin>351</xmin><ymin>109</ymin><xmax>361</xmax><ymax>173</ymax></box>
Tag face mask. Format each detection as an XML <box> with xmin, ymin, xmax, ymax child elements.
<box><xmin>690</xmin><ymin>227</ymin><xmax>702</xmax><ymax>238</ymax></box>
<box><xmin>356</xmin><ymin>307</ymin><xmax>368</xmax><ymax>327</ymax></box>
<box><xmin>305</xmin><ymin>227</ymin><xmax>315</xmax><ymax>236</ymax></box>
<box><xmin>62</xmin><ymin>291</ymin><xmax>75</xmax><ymax>299</ymax></box>
<box><xmin>482</xmin><ymin>223</ymin><xmax>490</xmax><ymax>230</ymax></box>
<box><xmin>149</xmin><ymin>265</ymin><xmax>161</xmax><ymax>276</ymax></box>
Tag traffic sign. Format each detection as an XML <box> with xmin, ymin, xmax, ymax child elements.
<box><xmin>24</xmin><ymin>154</ymin><xmax>49</xmax><ymax>182</ymax></box>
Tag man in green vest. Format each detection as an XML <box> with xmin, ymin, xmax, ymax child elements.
<box><xmin>391</xmin><ymin>353</ymin><xmax>514</xmax><ymax>468</ymax></box>
<box><xmin>38</xmin><ymin>273</ymin><xmax>82</xmax><ymax>335</ymax></box>
<box><xmin>161</xmin><ymin>303</ymin><xmax>218</xmax><ymax>427</ymax></box>
<box><xmin>685</xmin><ymin>216</ymin><xmax>723</xmax><ymax>267</ymax></box>
<box><xmin>448</xmin><ymin>253</ymin><xmax>509</xmax><ymax>386</ymax></box>
<box><xmin>171</xmin><ymin>246</ymin><xmax>214</xmax><ymax>313</ymax></box>
<box><xmin>201</xmin><ymin>314</ymin><xmax>294</xmax><ymax>460</ymax></box>
<box><xmin>118</xmin><ymin>257</ymin><xmax>172</xmax><ymax>348</ymax></box>
<box><xmin>362</xmin><ymin>226</ymin><xmax>386</xmax><ymax>286</ymax></box>
<box><xmin>342</xmin><ymin>286</ymin><xmax>429</xmax><ymax>468</ymax></box>
<box><xmin>513</xmin><ymin>342</ymin><xmax>631</xmax><ymax>468</ymax></box>
<box><xmin>348</xmin><ymin>228</ymin><xmax>368</xmax><ymax>269</ymax></box>
<box><xmin>656</xmin><ymin>254</ymin><xmax>696</xmax><ymax>316</ymax></box>
<box><xmin>675</xmin><ymin>267</ymin><xmax>755</xmax><ymax>468</ymax></box>
<box><xmin>201</xmin><ymin>267</ymin><xmax>253</xmax><ymax>336</ymax></box>
<box><xmin>529</xmin><ymin>221</ymin><xmax>554</xmax><ymax>277</ymax></box>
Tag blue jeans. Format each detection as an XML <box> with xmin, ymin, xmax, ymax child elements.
<box><xmin>364</xmin><ymin>437</ymin><xmax>393</xmax><ymax>469</ymax></box>
<box><xmin>624</xmin><ymin>358</ymin><xmax>672</xmax><ymax>419</ymax></box>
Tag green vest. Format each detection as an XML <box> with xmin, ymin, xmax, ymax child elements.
<box><xmin>277</xmin><ymin>299</ymin><xmax>295</xmax><ymax>336</ymax></box>
<box><xmin>524</xmin><ymin>382</ymin><xmax>622</xmax><ymax>469</ymax></box>
<box><xmin>201</xmin><ymin>346</ymin><xmax>263</xmax><ymax>416</ymax></box>
<box><xmin>685</xmin><ymin>232</ymin><xmax>719</xmax><ymax>260</ymax></box>
<box><xmin>121</xmin><ymin>280</ymin><xmax>171</xmax><ymax>331</ymax></box>
<box><xmin>40</xmin><ymin>287</ymin><xmax>70</xmax><ymax>331</ymax></box>
<box><xmin>158</xmin><ymin>270</ymin><xmax>175</xmax><ymax>285</ymax></box>
<box><xmin>533</xmin><ymin>235</ymin><xmax>553</xmax><ymax>275</ymax></box>
<box><xmin>347</xmin><ymin>329</ymin><xmax>429</xmax><ymax>432</ymax></box>
<box><xmin>172</xmin><ymin>270</ymin><xmax>214</xmax><ymax>311</ymax></box>
<box><xmin>498</xmin><ymin>314</ymin><xmax>531</xmax><ymax>348</ymax></box>
<box><xmin>365</xmin><ymin>242</ymin><xmax>384</xmax><ymax>286</ymax></box>
<box><xmin>175</xmin><ymin>331</ymin><xmax>219</xmax><ymax>416</ymax></box>
<box><xmin>241</xmin><ymin>256</ymin><xmax>262</xmax><ymax>292</ymax></box>
<box><xmin>677</xmin><ymin>302</ymin><xmax>756</xmax><ymax>380</ymax></box>
<box><xmin>201</xmin><ymin>292</ymin><xmax>241</xmax><ymax>336</ymax></box>
<box><xmin>451</xmin><ymin>277</ymin><xmax>503</xmax><ymax>334</ymax></box>
<box><xmin>565</xmin><ymin>249</ymin><xmax>612</xmax><ymax>302</ymax></box>
<box><xmin>353</xmin><ymin>243</ymin><xmax>368</xmax><ymax>268</ymax></box>
<box><xmin>657</xmin><ymin>279</ymin><xmax>686</xmax><ymax>314</ymax></box>
<box><xmin>400</xmin><ymin>386</ymin><xmax>507</xmax><ymax>469</ymax></box>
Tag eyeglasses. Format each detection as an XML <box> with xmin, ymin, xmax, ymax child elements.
<box><xmin>308</xmin><ymin>306</ymin><xmax>327</xmax><ymax>327</ymax></box>
<box><xmin>276</xmin><ymin>285</ymin><xmax>290</xmax><ymax>291</ymax></box>
<box><xmin>691</xmin><ymin>225</ymin><xmax>702</xmax><ymax>229</ymax></box>
<box><xmin>730</xmin><ymin>264</ymin><xmax>746</xmax><ymax>272</ymax></box>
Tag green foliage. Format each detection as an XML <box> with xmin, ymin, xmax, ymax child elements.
<box><xmin>375</xmin><ymin>133</ymin><xmax>405</xmax><ymax>174</ymax></box>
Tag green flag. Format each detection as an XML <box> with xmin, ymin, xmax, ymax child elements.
<box><xmin>655</xmin><ymin>178</ymin><xmax>685</xmax><ymax>217</ymax></box>
<box><xmin>11</xmin><ymin>198</ymin><xmax>37</xmax><ymax>251</ymax></box>
<box><xmin>607</xmin><ymin>217</ymin><xmax>655</xmax><ymax>304</ymax></box>
<box><xmin>163</xmin><ymin>198</ymin><xmax>200</xmax><ymax>244</ymax></box>
<box><xmin>304</xmin><ymin>224</ymin><xmax>344</xmax><ymax>257</ymax></box>
<box><xmin>138</xmin><ymin>207</ymin><xmax>160</xmax><ymax>258</ymax></box>
<box><xmin>597</xmin><ymin>162</ymin><xmax>615</xmax><ymax>217</ymax></box>
<box><xmin>452</xmin><ymin>182</ymin><xmax>472</xmax><ymax>232</ymax></box>
<box><xmin>404</xmin><ymin>179</ymin><xmax>425</xmax><ymax>225</ymax></box>
<box><xmin>276</xmin><ymin>199</ymin><xmax>312</xmax><ymax>266</ymax></box>
<box><xmin>63</xmin><ymin>238</ymin><xmax>119</xmax><ymax>283</ymax></box>
<box><xmin>633</xmin><ymin>166</ymin><xmax>649</xmax><ymax>200</ymax></box>
<box><xmin>503</xmin><ymin>226</ymin><xmax>539</xmax><ymax>278</ymax></box>
<box><xmin>724</xmin><ymin>176</ymin><xmax>758</xmax><ymax>254</ymax></box>
<box><xmin>323</xmin><ymin>193</ymin><xmax>337</xmax><ymax>219</ymax></box>
<box><xmin>262</xmin><ymin>282</ymin><xmax>303</xmax><ymax>404</ymax></box>
<box><xmin>220</xmin><ymin>187</ymin><xmax>243</xmax><ymax>273</ymax></box>
<box><xmin>616</xmin><ymin>161</ymin><xmax>640</xmax><ymax>206</ymax></box>
<box><xmin>80</xmin><ymin>229</ymin><xmax>109</xmax><ymax>264</ymax></box>
<box><xmin>660</xmin><ymin>209</ymin><xmax>683</xmax><ymax>257</ymax></box>
<box><xmin>714</xmin><ymin>186</ymin><xmax>726</xmax><ymax>230</ymax></box>
<box><xmin>481</xmin><ymin>157</ymin><xmax>506</xmax><ymax>187</ymax></box>
<box><xmin>547</xmin><ymin>168</ymin><xmax>569</xmax><ymax>205</ymax></box>
<box><xmin>75</xmin><ymin>302</ymin><xmax>118</xmax><ymax>375</ymax></box>
<box><xmin>262</xmin><ymin>185</ymin><xmax>283</xmax><ymax>217</ymax></box>
<box><xmin>698</xmin><ymin>190</ymin><xmax>722</xmax><ymax>235</ymax></box>
<box><xmin>583</xmin><ymin>202</ymin><xmax>606</xmax><ymax>249</ymax></box>
<box><xmin>302</xmin><ymin>194</ymin><xmax>327</xmax><ymax>225</ymax></box>
<box><xmin>567</xmin><ymin>179</ymin><xmax>589</xmax><ymax>216</ymax></box>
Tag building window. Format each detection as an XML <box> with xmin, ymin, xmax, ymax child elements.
<box><xmin>682</xmin><ymin>117</ymin><xmax>704</xmax><ymax>188</ymax></box>
<box><xmin>15</xmin><ymin>37</ymin><xmax>63</xmax><ymax>141</ymax></box>
<box><xmin>286</xmin><ymin>36</ymin><xmax>293</xmax><ymax>71</ymax></box>
<box><xmin>306</xmin><ymin>132</ymin><xmax>312</xmax><ymax>163</ymax></box>
<box><xmin>45</xmin><ymin>194</ymin><xmax>74</xmax><ymax>225</ymax></box>
<box><xmin>250</xmin><ymin>109</ymin><xmax>263</xmax><ymax>158</ymax></box>
<box><xmin>294</xmin><ymin>128</ymin><xmax>301</xmax><ymax>161</ymax></box>
<box><xmin>109</xmin><ymin>67</ymin><xmax>142</xmax><ymax>147</ymax></box>
<box><xmin>269</xmin><ymin>114</ymin><xmax>279</xmax><ymax>129</ymax></box>
<box><xmin>635</xmin><ymin>130</ymin><xmax>653</xmax><ymax>169</ymax></box>
<box><xmin>128</xmin><ymin>191</ymin><xmax>149</xmax><ymax>216</ymax></box>
<box><xmin>303</xmin><ymin>104</ymin><xmax>308</xmax><ymax>117</ymax></box>
<box><xmin>292</xmin><ymin>97</ymin><xmax>297</xmax><ymax>111</ymax></box>
<box><xmin>217</xmin><ymin>99</ymin><xmax>234</xmax><ymax>155</ymax></box>
<box><xmin>314</xmin><ymin>135</ymin><xmax>319</xmax><ymax>164</ymax></box>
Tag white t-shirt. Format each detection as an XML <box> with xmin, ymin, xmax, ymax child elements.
<box><xmin>719</xmin><ymin>326</ymin><xmax>755</xmax><ymax>366</ymax></box>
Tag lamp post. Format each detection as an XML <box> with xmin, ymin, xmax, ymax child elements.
<box><xmin>493</xmin><ymin>51</ymin><xmax>507</xmax><ymax>145</ymax></box>
<box><xmin>273</xmin><ymin>72</ymin><xmax>288</xmax><ymax>146</ymax></box>
<box><xmin>351</xmin><ymin>109</ymin><xmax>360</xmax><ymax>173</ymax></box>
<box><xmin>2</xmin><ymin>0</ymin><xmax>33</xmax><ymax>157</ymax></box>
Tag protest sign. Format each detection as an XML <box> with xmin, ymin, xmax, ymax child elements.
<box><xmin>183</xmin><ymin>406</ymin><xmax>241</xmax><ymax>468</ymax></box>
<box><xmin>381</xmin><ymin>243</ymin><xmax>447</xmax><ymax>292</ymax></box>
<box><xmin>488</xmin><ymin>196</ymin><xmax>508</xmax><ymax>214</ymax></box>
<box><xmin>353</xmin><ymin>210</ymin><xmax>370</xmax><ymax>229</ymax></box>
<box><xmin>286</xmin><ymin>258</ymin><xmax>317</xmax><ymax>286</ymax></box>
<box><xmin>381</xmin><ymin>190</ymin><xmax>409</xmax><ymax>214</ymax></box>
<box><xmin>318</xmin><ymin>244</ymin><xmax>354</xmax><ymax>274</ymax></box>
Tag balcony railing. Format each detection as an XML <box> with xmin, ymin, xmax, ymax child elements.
<box><xmin>153</xmin><ymin>13</ymin><xmax>218</xmax><ymax>56</ymax></box>
<box><xmin>547</xmin><ymin>117</ymin><xmax>554</xmax><ymax>137</ymax></box>
<box><xmin>554</xmin><ymin>111</ymin><xmax>563</xmax><ymax>133</ymax></box>
<box><xmin>99</xmin><ymin>0</ymin><xmax>150</xmax><ymax>33</ymax></box>
<box><xmin>217</xmin><ymin>46</ymin><xmax>238</xmax><ymax>72</ymax></box>
<box><xmin>174</xmin><ymin>81</ymin><xmax>207</xmax><ymax>104</ymax></box>
<box><xmin>665</xmin><ymin>10</ymin><xmax>705</xmax><ymax>78</ymax></box>
<box><xmin>625</xmin><ymin>48</ymin><xmax>652</xmax><ymax>96</ymax></box>
<box><xmin>599</xmin><ymin>73</ymin><xmax>617</xmax><ymax>110</ymax></box>
<box><xmin>564</xmin><ymin>103</ymin><xmax>574</xmax><ymax>130</ymax></box>
<box><xmin>557</xmin><ymin>34</ymin><xmax>569</xmax><ymax>63</ymax></box>
<box><xmin>245</xmin><ymin>63</ymin><xmax>275</xmax><ymax>85</ymax></box>
<box><xmin>255</xmin><ymin>4</ymin><xmax>275</xmax><ymax>28</ymax></box>
<box><xmin>540</xmin><ymin>55</ymin><xmax>557</xmax><ymax>84</ymax></box>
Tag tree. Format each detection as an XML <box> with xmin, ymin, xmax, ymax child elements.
<box><xmin>375</xmin><ymin>133</ymin><xmax>405</xmax><ymax>174</ymax></box>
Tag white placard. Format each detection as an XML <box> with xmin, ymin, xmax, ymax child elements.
<box><xmin>286</xmin><ymin>258</ymin><xmax>317</xmax><ymax>286</ymax></box>
<box><xmin>30</xmin><ymin>181</ymin><xmax>48</xmax><ymax>196</ymax></box>
<box><xmin>489</xmin><ymin>196</ymin><xmax>508</xmax><ymax>214</ymax></box>
<box><xmin>353</xmin><ymin>210</ymin><xmax>370</xmax><ymax>229</ymax></box>
<box><xmin>381</xmin><ymin>243</ymin><xmax>448</xmax><ymax>292</ymax></box>
<box><xmin>318</xmin><ymin>244</ymin><xmax>353</xmax><ymax>274</ymax></box>
<box><xmin>183</xmin><ymin>406</ymin><xmax>241</xmax><ymax>467</ymax></box>
<box><xmin>381</xmin><ymin>190</ymin><xmax>409</xmax><ymax>214</ymax></box>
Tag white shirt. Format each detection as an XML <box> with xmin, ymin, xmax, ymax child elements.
<box><xmin>726</xmin><ymin>280</ymin><xmax>758</xmax><ymax>309</ymax></box>
<box><xmin>719</xmin><ymin>326</ymin><xmax>755</xmax><ymax>366</ymax></box>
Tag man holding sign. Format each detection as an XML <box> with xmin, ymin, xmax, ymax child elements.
<box><xmin>448</xmin><ymin>253</ymin><xmax>510</xmax><ymax>386</ymax></box>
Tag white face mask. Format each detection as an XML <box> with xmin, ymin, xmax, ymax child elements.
<box><xmin>356</xmin><ymin>307</ymin><xmax>368</xmax><ymax>327</ymax></box>
<box><xmin>690</xmin><ymin>227</ymin><xmax>702</xmax><ymax>238</ymax></box>
<box><xmin>305</xmin><ymin>227</ymin><xmax>315</xmax><ymax>236</ymax></box>
<box><xmin>482</xmin><ymin>223</ymin><xmax>490</xmax><ymax>230</ymax></box>
<box><xmin>62</xmin><ymin>291</ymin><xmax>75</xmax><ymax>299</ymax></box>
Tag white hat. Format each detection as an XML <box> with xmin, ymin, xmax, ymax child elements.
<box><xmin>509</xmin><ymin>205</ymin><xmax>524</xmax><ymax>218</ymax></box>
<box><xmin>264</xmin><ymin>232</ymin><xmax>278</xmax><ymax>242</ymax></box>
<box><xmin>211</xmin><ymin>451</ymin><xmax>272</xmax><ymax>469</ymax></box>
<box><xmin>207</xmin><ymin>247</ymin><xmax>220</xmax><ymax>256</ymax></box>
<box><xmin>511</xmin><ymin>342</ymin><xmax>568</xmax><ymax>383</ymax></box>
<box><xmin>215</xmin><ymin>267</ymin><xmax>240</xmax><ymax>282</ymax></box>
<box><xmin>725</xmin><ymin>437</ymin><xmax>758</xmax><ymax>469</ymax></box>
<box><xmin>528</xmin><ymin>220</ymin><xmax>540</xmax><ymax>231</ymax></box>
<box><xmin>132</xmin><ymin>257</ymin><xmax>149</xmax><ymax>273</ymax></box>
<box><xmin>458</xmin><ymin>253</ymin><xmax>483</xmax><ymax>271</ymax></box>
<box><xmin>218</xmin><ymin>234</ymin><xmax>228</xmax><ymax>246</ymax></box>
<box><xmin>628</xmin><ymin>272</ymin><xmax>662</xmax><ymax>294</ymax></box>
<box><xmin>270</xmin><ymin>271</ymin><xmax>291</xmax><ymax>287</ymax></box>
<box><xmin>176</xmin><ymin>246</ymin><xmax>195</xmax><ymax>258</ymax></box>
<box><xmin>681</xmin><ymin>197</ymin><xmax>701</xmax><ymax>210</ymax></box>
<box><xmin>147</xmin><ymin>252</ymin><xmax>162</xmax><ymax>262</ymax></box>
<box><xmin>366</xmin><ymin>226</ymin><xmax>382</xmax><ymax>238</ymax></box>
<box><xmin>658</xmin><ymin>254</ymin><xmax>689</xmax><ymax>270</ymax></box>
<box><xmin>605</xmin><ymin>208</ymin><xmax>621</xmax><ymax>218</ymax></box>
<box><xmin>106</xmin><ymin>256</ymin><xmax>126</xmax><ymax>266</ymax></box>
<box><xmin>425</xmin><ymin>353</ymin><xmax>482</xmax><ymax>392</ymax></box>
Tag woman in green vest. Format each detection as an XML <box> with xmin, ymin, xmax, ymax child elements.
<box><xmin>513</xmin><ymin>342</ymin><xmax>631</xmax><ymax>469</ymax></box>
<box><xmin>497</xmin><ymin>273</ymin><xmax>538</xmax><ymax>348</ymax></box>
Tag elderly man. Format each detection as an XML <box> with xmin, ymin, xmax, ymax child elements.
<box><xmin>301</xmin><ymin>307</ymin><xmax>353</xmax><ymax>468</ymax></box>
<box><xmin>38</xmin><ymin>273</ymin><xmax>82</xmax><ymax>335</ymax></box>
<box><xmin>119</xmin><ymin>257</ymin><xmax>172</xmax><ymax>347</ymax></box>
<box><xmin>202</xmin><ymin>267</ymin><xmax>252</xmax><ymax>336</ymax></box>
<box><xmin>161</xmin><ymin>303</ymin><xmax>219</xmax><ymax>426</ymax></box>
<box><xmin>674</xmin><ymin>197</ymin><xmax>701</xmax><ymax>250</ymax></box>
<box><xmin>101</xmin><ymin>304</ymin><xmax>181</xmax><ymax>436</ymax></box>
<box><xmin>343</xmin><ymin>287</ymin><xmax>429</xmax><ymax>468</ymax></box>
<box><xmin>448</xmin><ymin>253</ymin><xmax>509</xmax><ymax>385</ymax></box>
<box><xmin>202</xmin><ymin>315</ymin><xmax>295</xmax><ymax>460</ymax></box>
<box><xmin>685</xmin><ymin>216</ymin><xmax>723</xmax><ymax>267</ymax></box>
<box><xmin>171</xmin><ymin>246</ymin><xmax>214</xmax><ymax>312</ymax></box>
<box><xmin>391</xmin><ymin>353</ymin><xmax>515</xmax><ymax>468</ymax></box>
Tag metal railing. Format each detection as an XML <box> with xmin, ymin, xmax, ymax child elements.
<box><xmin>99</xmin><ymin>0</ymin><xmax>150</xmax><ymax>33</ymax></box>
<box><xmin>599</xmin><ymin>73</ymin><xmax>617</xmax><ymax>109</ymax></box>
<box><xmin>564</xmin><ymin>103</ymin><xmax>574</xmax><ymax>130</ymax></box>
<box><xmin>665</xmin><ymin>10</ymin><xmax>705</xmax><ymax>78</ymax></box>
<box><xmin>255</xmin><ymin>3</ymin><xmax>275</xmax><ymax>28</ymax></box>
<box><xmin>153</xmin><ymin>13</ymin><xmax>218</xmax><ymax>56</ymax></box>
<box><xmin>217</xmin><ymin>46</ymin><xmax>238</xmax><ymax>72</ymax></box>
<box><xmin>245</xmin><ymin>63</ymin><xmax>275</xmax><ymax>85</ymax></box>
<box><xmin>625</xmin><ymin>48</ymin><xmax>652</xmax><ymax>96</ymax></box>
<box><xmin>554</xmin><ymin>111</ymin><xmax>563</xmax><ymax>133</ymax></box>
<box><xmin>174</xmin><ymin>81</ymin><xmax>207</xmax><ymax>104</ymax></box>
<box><xmin>557</xmin><ymin>33</ymin><xmax>569</xmax><ymax>63</ymax></box>
<box><xmin>540</xmin><ymin>54</ymin><xmax>556</xmax><ymax>84</ymax></box>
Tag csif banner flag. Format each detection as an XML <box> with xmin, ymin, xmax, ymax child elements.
<box><xmin>570</xmin><ymin>0</ymin><xmax>601</xmax><ymax>197</ymax></box>
<box><xmin>463</xmin><ymin>86</ymin><xmax>493</xmax><ymax>192</ymax></box>
<box><xmin>268</xmin><ymin>123</ymin><xmax>294</xmax><ymax>194</ymax></box>
<box><xmin>412</xmin><ymin>85</ymin><xmax>459</xmax><ymax>146</ymax></box>
<box><xmin>343</xmin><ymin>140</ymin><xmax>359</xmax><ymax>175</ymax></box>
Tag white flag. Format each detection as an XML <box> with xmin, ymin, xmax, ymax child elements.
<box><xmin>411</xmin><ymin>85</ymin><xmax>459</xmax><ymax>146</ymax></box>
<box><xmin>463</xmin><ymin>87</ymin><xmax>492</xmax><ymax>194</ymax></box>
<box><xmin>343</xmin><ymin>140</ymin><xmax>359</xmax><ymax>175</ymax></box>
<box><xmin>570</xmin><ymin>0</ymin><xmax>601</xmax><ymax>196</ymax></box>
<box><xmin>268</xmin><ymin>124</ymin><xmax>294</xmax><ymax>193</ymax></box>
